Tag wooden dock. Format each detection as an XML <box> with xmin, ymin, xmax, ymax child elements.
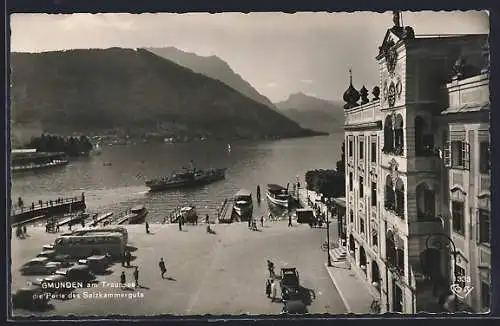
<box><xmin>217</xmin><ymin>198</ymin><xmax>234</xmax><ymax>223</ymax></box>
<box><xmin>11</xmin><ymin>193</ymin><xmax>87</xmax><ymax>225</ymax></box>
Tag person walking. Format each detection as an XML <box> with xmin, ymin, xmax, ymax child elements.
<box><xmin>266</xmin><ymin>279</ymin><xmax>272</xmax><ymax>298</ymax></box>
<box><xmin>126</xmin><ymin>251</ymin><xmax>132</xmax><ymax>267</ymax></box>
<box><xmin>159</xmin><ymin>258</ymin><xmax>167</xmax><ymax>279</ymax></box>
<box><xmin>22</xmin><ymin>225</ymin><xmax>27</xmax><ymax>236</ymax></box>
<box><xmin>133</xmin><ymin>266</ymin><xmax>139</xmax><ymax>288</ymax></box>
<box><xmin>145</xmin><ymin>222</ymin><xmax>150</xmax><ymax>234</ymax></box>
<box><xmin>205</xmin><ymin>214</ymin><xmax>209</xmax><ymax>224</ymax></box>
<box><xmin>260</xmin><ymin>215</ymin><xmax>264</xmax><ymax>228</ymax></box>
<box><xmin>120</xmin><ymin>271</ymin><xmax>126</xmax><ymax>288</ymax></box>
<box><xmin>288</xmin><ymin>215</ymin><xmax>292</xmax><ymax>227</ymax></box>
<box><xmin>178</xmin><ymin>217</ymin><xmax>182</xmax><ymax>231</ymax></box>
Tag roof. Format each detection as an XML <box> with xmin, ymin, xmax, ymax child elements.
<box><xmin>441</xmin><ymin>103</ymin><xmax>490</xmax><ymax>115</ymax></box>
<box><xmin>234</xmin><ymin>189</ymin><xmax>251</xmax><ymax>197</ymax></box>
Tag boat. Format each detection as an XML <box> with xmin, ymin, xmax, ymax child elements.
<box><xmin>145</xmin><ymin>161</ymin><xmax>226</xmax><ymax>192</ymax></box>
<box><xmin>118</xmin><ymin>205</ymin><xmax>148</xmax><ymax>225</ymax></box>
<box><xmin>233</xmin><ymin>189</ymin><xmax>253</xmax><ymax>220</ymax></box>
<box><xmin>11</xmin><ymin>150</ymin><xmax>69</xmax><ymax>173</ymax></box>
<box><xmin>266</xmin><ymin>184</ymin><xmax>291</xmax><ymax>208</ymax></box>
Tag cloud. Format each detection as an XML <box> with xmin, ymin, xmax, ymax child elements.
<box><xmin>300</xmin><ymin>79</ymin><xmax>314</xmax><ymax>84</ymax></box>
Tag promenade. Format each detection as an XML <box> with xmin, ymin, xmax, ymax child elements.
<box><xmin>12</xmin><ymin>220</ymin><xmax>347</xmax><ymax>317</ymax></box>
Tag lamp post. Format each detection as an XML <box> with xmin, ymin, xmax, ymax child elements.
<box><xmin>425</xmin><ymin>233</ymin><xmax>458</xmax><ymax>284</ymax></box>
<box><xmin>326</xmin><ymin>207</ymin><xmax>332</xmax><ymax>267</ymax></box>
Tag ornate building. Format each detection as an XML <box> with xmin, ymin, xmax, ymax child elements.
<box><xmin>343</xmin><ymin>12</ymin><xmax>490</xmax><ymax>313</ymax></box>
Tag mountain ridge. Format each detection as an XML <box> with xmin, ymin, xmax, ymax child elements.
<box><xmin>274</xmin><ymin>92</ymin><xmax>345</xmax><ymax>133</ymax></box>
<box><xmin>145</xmin><ymin>47</ymin><xmax>277</xmax><ymax>109</ymax></box>
<box><xmin>10</xmin><ymin>48</ymin><xmax>323</xmax><ymax>146</ymax></box>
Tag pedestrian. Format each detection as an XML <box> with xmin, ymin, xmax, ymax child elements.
<box><xmin>271</xmin><ymin>279</ymin><xmax>278</xmax><ymax>302</ymax></box>
<box><xmin>288</xmin><ymin>215</ymin><xmax>292</xmax><ymax>227</ymax></box>
<box><xmin>145</xmin><ymin>222</ymin><xmax>150</xmax><ymax>234</ymax></box>
<box><xmin>260</xmin><ymin>215</ymin><xmax>264</xmax><ymax>228</ymax></box>
<box><xmin>205</xmin><ymin>214</ymin><xmax>209</xmax><ymax>224</ymax></box>
<box><xmin>120</xmin><ymin>271</ymin><xmax>126</xmax><ymax>287</ymax></box>
<box><xmin>248</xmin><ymin>217</ymin><xmax>252</xmax><ymax>228</ymax></box>
<box><xmin>266</xmin><ymin>279</ymin><xmax>272</xmax><ymax>298</ymax></box>
<box><xmin>22</xmin><ymin>225</ymin><xmax>27</xmax><ymax>235</ymax></box>
<box><xmin>133</xmin><ymin>266</ymin><xmax>139</xmax><ymax>288</ymax></box>
<box><xmin>121</xmin><ymin>252</ymin><xmax>126</xmax><ymax>267</ymax></box>
<box><xmin>159</xmin><ymin>258</ymin><xmax>167</xmax><ymax>279</ymax></box>
<box><xmin>178</xmin><ymin>217</ymin><xmax>182</xmax><ymax>231</ymax></box>
<box><xmin>268</xmin><ymin>212</ymin><xmax>273</xmax><ymax>222</ymax></box>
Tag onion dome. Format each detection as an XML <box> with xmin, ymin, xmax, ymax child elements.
<box><xmin>372</xmin><ymin>86</ymin><xmax>380</xmax><ymax>101</ymax></box>
<box><xmin>343</xmin><ymin>69</ymin><xmax>360</xmax><ymax>110</ymax></box>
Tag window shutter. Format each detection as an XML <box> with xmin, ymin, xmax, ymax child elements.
<box><xmin>462</xmin><ymin>142</ymin><xmax>470</xmax><ymax>170</ymax></box>
<box><xmin>443</xmin><ymin>141</ymin><xmax>451</xmax><ymax>167</ymax></box>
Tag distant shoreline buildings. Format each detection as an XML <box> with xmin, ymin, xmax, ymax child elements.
<box><xmin>342</xmin><ymin>12</ymin><xmax>490</xmax><ymax>313</ymax></box>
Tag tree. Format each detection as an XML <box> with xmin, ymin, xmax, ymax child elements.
<box><xmin>304</xmin><ymin>169</ymin><xmax>345</xmax><ymax>198</ymax></box>
<box><xmin>336</xmin><ymin>141</ymin><xmax>345</xmax><ymax>175</ymax></box>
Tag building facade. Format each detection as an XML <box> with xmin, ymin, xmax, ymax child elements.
<box><xmin>343</xmin><ymin>14</ymin><xmax>490</xmax><ymax>313</ymax></box>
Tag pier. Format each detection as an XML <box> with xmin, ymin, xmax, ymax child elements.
<box><xmin>217</xmin><ymin>198</ymin><xmax>234</xmax><ymax>223</ymax></box>
<box><xmin>11</xmin><ymin>193</ymin><xmax>86</xmax><ymax>225</ymax></box>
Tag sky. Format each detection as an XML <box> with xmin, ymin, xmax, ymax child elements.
<box><xmin>10</xmin><ymin>11</ymin><xmax>489</xmax><ymax>103</ymax></box>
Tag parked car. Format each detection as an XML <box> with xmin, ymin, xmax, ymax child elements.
<box><xmin>280</xmin><ymin>267</ymin><xmax>300</xmax><ymax>300</ymax></box>
<box><xmin>31</xmin><ymin>274</ymin><xmax>73</xmax><ymax>297</ymax></box>
<box><xmin>36</xmin><ymin>250</ymin><xmax>57</xmax><ymax>259</ymax></box>
<box><xmin>20</xmin><ymin>258</ymin><xmax>61</xmax><ymax>275</ymax></box>
<box><xmin>55</xmin><ymin>265</ymin><xmax>96</xmax><ymax>286</ymax></box>
<box><xmin>51</xmin><ymin>254</ymin><xmax>74</xmax><ymax>268</ymax></box>
<box><xmin>81</xmin><ymin>255</ymin><xmax>111</xmax><ymax>274</ymax></box>
<box><xmin>281</xmin><ymin>300</ymin><xmax>308</xmax><ymax>314</ymax></box>
<box><xmin>12</xmin><ymin>286</ymin><xmax>50</xmax><ymax>310</ymax></box>
<box><xmin>42</xmin><ymin>244</ymin><xmax>55</xmax><ymax>251</ymax></box>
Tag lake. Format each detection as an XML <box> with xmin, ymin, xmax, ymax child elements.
<box><xmin>11</xmin><ymin>134</ymin><xmax>343</xmax><ymax>222</ymax></box>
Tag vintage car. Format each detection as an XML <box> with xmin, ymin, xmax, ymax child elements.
<box><xmin>32</xmin><ymin>274</ymin><xmax>73</xmax><ymax>296</ymax></box>
<box><xmin>55</xmin><ymin>265</ymin><xmax>96</xmax><ymax>286</ymax></box>
<box><xmin>36</xmin><ymin>250</ymin><xmax>57</xmax><ymax>259</ymax></box>
<box><xmin>12</xmin><ymin>286</ymin><xmax>50</xmax><ymax>310</ymax></box>
<box><xmin>280</xmin><ymin>267</ymin><xmax>300</xmax><ymax>300</ymax></box>
<box><xmin>42</xmin><ymin>243</ymin><xmax>55</xmax><ymax>251</ymax></box>
<box><xmin>20</xmin><ymin>258</ymin><xmax>61</xmax><ymax>275</ymax></box>
<box><xmin>281</xmin><ymin>300</ymin><xmax>308</xmax><ymax>314</ymax></box>
<box><xmin>78</xmin><ymin>255</ymin><xmax>110</xmax><ymax>274</ymax></box>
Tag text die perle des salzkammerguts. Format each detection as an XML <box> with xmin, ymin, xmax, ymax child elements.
<box><xmin>34</xmin><ymin>281</ymin><xmax>145</xmax><ymax>300</ymax></box>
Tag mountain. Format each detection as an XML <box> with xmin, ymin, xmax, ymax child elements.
<box><xmin>145</xmin><ymin>47</ymin><xmax>276</xmax><ymax>109</ymax></box>
<box><xmin>10</xmin><ymin>48</ymin><xmax>322</xmax><ymax>144</ymax></box>
<box><xmin>275</xmin><ymin>93</ymin><xmax>345</xmax><ymax>133</ymax></box>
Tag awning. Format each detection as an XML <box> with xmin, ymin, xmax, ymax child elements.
<box><xmin>441</xmin><ymin>103</ymin><xmax>490</xmax><ymax>115</ymax></box>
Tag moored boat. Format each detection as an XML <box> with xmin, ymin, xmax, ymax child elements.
<box><xmin>266</xmin><ymin>184</ymin><xmax>291</xmax><ymax>208</ymax></box>
<box><xmin>119</xmin><ymin>205</ymin><xmax>148</xmax><ymax>225</ymax></box>
<box><xmin>233</xmin><ymin>189</ymin><xmax>253</xmax><ymax>220</ymax></box>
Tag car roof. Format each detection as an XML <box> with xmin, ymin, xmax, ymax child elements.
<box><xmin>282</xmin><ymin>267</ymin><xmax>297</xmax><ymax>272</ymax></box>
<box><xmin>28</xmin><ymin>257</ymin><xmax>49</xmax><ymax>263</ymax></box>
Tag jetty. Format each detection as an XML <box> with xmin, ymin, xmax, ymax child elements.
<box><xmin>217</xmin><ymin>198</ymin><xmax>234</xmax><ymax>223</ymax></box>
<box><xmin>11</xmin><ymin>193</ymin><xmax>86</xmax><ymax>225</ymax></box>
<box><xmin>89</xmin><ymin>212</ymin><xmax>114</xmax><ymax>227</ymax></box>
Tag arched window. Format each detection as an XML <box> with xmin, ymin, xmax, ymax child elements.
<box><xmin>394</xmin><ymin>114</ymin><xmax>404</xmax><ymax>155</ymax></box>
<box><xmin>386</xmin><ymin>230</ymin><xmax>396</xmax><ymax>266</ymax></box>
<box><xmin>385</xmin><ymin>175</ymin><xmax>395</xmax><ymax>210</ymax></box>
<box><xmin>383</xmin><ymin>116</ymin><xmax>394</xmax><ymax>153</ymax></box>
<box><xmin>416</xmin><ymin>183</ymin><xmax>436</xmax><ymax>220</ymax></box>
<box><xmin>395</xmin><ymin>178</ymin><xmax>405</xmax><ymax>218</ymax></box>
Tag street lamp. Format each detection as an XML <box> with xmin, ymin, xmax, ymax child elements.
<box><xmin>425</xmin><ymin>233</ymin><xmax>458</xmax><ymax>284</ymax></box>
<box><xmin>326</xmin><ymin>205</ymin><xmax>332</xmax><ymax>267</ymax></box>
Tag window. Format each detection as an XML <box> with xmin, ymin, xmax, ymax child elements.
<box><xmin>350</xmin><ymin>210</ymin><xmax>354</xmax><ymax>223</ymax></box>
<box><xmin>349</xmin><ymin>173</ymin><xmax>353</xmax><ymax>192</ymax></box>
<box><xmin>371</xmin><ymin>182</ymin><xmax>377</xmax><ymax>207</ymax></box>
<box><xmin>359</xmin><ymin>139</ymin><xmax>364</xmax><ymax>160</ymax></box>
<box><xmin>349</xmin><ymin>139</ymin><xmax>353</xmax><ymax>157</ymax></box>
<box><xmin>372</xmin><ymin>228</ymin><xmax>378</xmax><ymax>247</ymax></box>
<box><xmin>445</xmin><ymin>141</ymin><xmax>470</xmax><ymax>169</ymax></box>
<box><xmin>360</xmin><ymin>218</ymin><xmax>365</xmax><ymax>234</ymax></box>
<box><xmin>371</xmin><ymin>141</ymin><xmax>377</xmax><ymax>163</ymax></box>
<box><xmin>479</xmin><ymin>142</ymin><xmax>490</xmax><ymax>174</ymax></box>
<box><xmin>478</xmin><ymin>209</ymin><xmax>490</xmax><ymax>245</ymax></box>
<box><xmin>452</xmin><ymin>201</ymin><xmax>465</xmax><ymax>236</ymax></box>
<box><xmin>359</xmin><ymin>177</ymin><xmax>364</xmax><ymax>198</ymax></box>
<box><xmin>481</xmin><ymin>281</ymin><xmax>490</xmax><ymax>310</ymax></box>
<box><xmin>395</xmin><ymin>179</ymin><xmax>405</xmax><ymax>218</ymax></box>
<box><xmin>455</xmin><ymin>265</ymin><xmax>466</xmax><ymax>288</ymax></box>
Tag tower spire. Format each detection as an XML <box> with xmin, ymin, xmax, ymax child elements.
<box><xmin>349</xmin><ymin>68</ymin><xmax>353</xmax><ymax>85</ymax></box>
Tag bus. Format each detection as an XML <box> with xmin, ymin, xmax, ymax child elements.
<box><xmin>53</xmin><ymin>232</ymin><xmax>125</xmax><ymax>258</ymax></box>
<box><xmin>62</xmin><ymin>226</ymin><xmax>128</xmax><ymax>244</ymax></box>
